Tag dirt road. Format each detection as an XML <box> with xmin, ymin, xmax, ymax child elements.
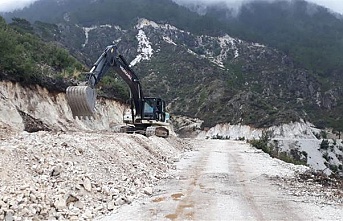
<box><xmin>100</xmin><ymin>139</ymin><xmax>343</xmax><ymax>221</ymax></box>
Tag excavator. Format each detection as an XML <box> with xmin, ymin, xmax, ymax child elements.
<box><xmin>65</xmin><ymin>45</ymin><xmax>170</xmax><ymax>137</ymax></box>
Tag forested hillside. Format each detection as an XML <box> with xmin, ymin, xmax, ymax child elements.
<box><xmin>4</xmin><ymin>0</ymin><xmax>224</xmax><ymax>36</ymax></box>
<box><xmin>0</xmin><ymin>16</ymin><xmax>83</xmax><ymax>91</ymax></box>
<box><xmin>185</xmin><ymin>0</ymin><xmax>343</xmax><ymax>77</ymax></box>
<box><xmin>6</xmin><ymin>0</ymin><xmax>343</xmax><ymax>76</ymax></box>
<box><xmin>2</xmin><ymin>0</ymin><xmax>343</xmax><ymax>132</ymax></box>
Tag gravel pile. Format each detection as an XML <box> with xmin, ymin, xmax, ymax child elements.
<box><xmin>0</xmin><ymin>131</ymin><xmax>192</xmax><ymax>220</ymax></box>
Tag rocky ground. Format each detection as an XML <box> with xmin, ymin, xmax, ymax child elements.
<box><xmin>0</xmin><ymin>130</ymin><xmax>193</xmax><ymax>221</ymax></box>
<box><xmin>276</xmin><ymin>170</ymin><xmax>343</xmax><ymax>206</ymax></box>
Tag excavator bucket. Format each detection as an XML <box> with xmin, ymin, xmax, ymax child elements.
<box><xmin>66</xmin><ymin>86</ymin><xmax>96</xmax><ymax>119</ymax></box>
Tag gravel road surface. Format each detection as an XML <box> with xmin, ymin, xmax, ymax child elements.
<box><xmin>100</xmin><ymin>139</ymin><xmax>343</xmax><ymax>221</ymax></box>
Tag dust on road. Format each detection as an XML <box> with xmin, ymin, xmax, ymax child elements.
<box><xmin>100</xmin><ymin>139</ymin><xmax>343</xmax><ymax>221</ymax></box>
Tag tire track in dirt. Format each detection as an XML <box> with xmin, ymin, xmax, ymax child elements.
<box><xmin>163</xmin><ymin>140</ymin><xmax>267</xmax><ymax>220</ymax></box>
<box><xmin>163</xmin><ymin>144</ymin><xmax>210</xmax><ymax>220</ymax></box>
<box><xmin>228</xmin><ymin>151</ymin><xmax>265</xmax><ymax>221</ymax></box>
<box><xmin>99</xmin><ymin>139</ymin><xmax>343</xmax><ymax>221</ymax></box>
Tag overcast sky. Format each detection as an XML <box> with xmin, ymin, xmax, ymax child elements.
<box><xmin>0</xmin><ymin>0</ymin><xmax>37</xmax><ymax>12</ymax></box>
<box><xmin>1</xmin><ymin>0</ymin><xmax>343</xmax><ymax>15</ymax></box>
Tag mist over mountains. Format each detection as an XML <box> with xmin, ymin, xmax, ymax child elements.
<box><xmin>172</xmin><ymin>0</ymin><xmax>343</xmax><ymax>15</ymax></box>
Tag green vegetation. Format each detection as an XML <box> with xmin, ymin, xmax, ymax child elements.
<box><xmin>97</xmin><ymin>75</ymin><xmax>129</xmax><ymax>101</ymax></box>
<box><xmin>320</xmin><ymin>140</ymin><xmax>330</xmax><ymax>150</ymax></box>
<box><xmin>249</xmin><ymin>131</ymin><xmax>307</xmax><ymax>165</ymax></box>
<box><xmin>0</xmin><ymin>16</ymin><xmax>83</xmax><ymax>88</ymax></box>
<box><xmin>0</xmin><ymin>16</ymin><xmax>128</xmax><ymax>99</ymax></box>
<box><xmin>249</xmin><ymin>131</ymin><xmax>272</xmax><ymax>154</ymax></box>
<box><xmin>223</xmin><ymin>0</ymin><xmax>343</xmax><ymax>76</ymax></box>
<box><xmin>4</xmin><ymin>0</ymin><xmax>225</xmax><ymax>36</ymax></box>
<box><xmin>5</xmin><ymin>0</ymin><xmax>343</xmax><ymax>81</ymax></box>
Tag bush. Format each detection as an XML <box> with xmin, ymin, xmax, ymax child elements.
<box><xmin>314</xmin><ymin>132</ymin><xmax>321</xmax><ymax>140</ymax></box>
<box><xmin>329</xmin><ymin>164</ymin><xmax>338</xmax><ymax>173</ymax></box>
<box><xmin>249</xmin><ymin>130</ymin><xmax>271</xmax><ymax>153</ymax></box>
<box><xmin>320</xmin><ymin>130</ymin><xmax>328</xmax><ymax>139</ymax></box>
<box><xmin>249</xmin><ymin>131</ymin><xmax>306</xmax><ymax>165</ymax></box>
<box><xmin>320</xmin><ymin>140</ymin><xmax>329</xmax><ymax>150</ymax></box>
<box><xmin>322</xmin><ymin>152</ymin><xmax>330</xmax><ymax>161</ymax></box>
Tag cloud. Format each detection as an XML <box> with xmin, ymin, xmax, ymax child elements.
<box><xmin>310</xmin><ymin>0</ymin><xmax>343</xmax><ymax>14</ymax></box>
<box><xmin>0</xmin><ymin>0</ymin><xmax>38</xmax><ymax>12</ymax></box>
<box><xmin>172</xmin><ymin>0</ymin><xmax>343</xmax><ymax>15</ymax></box>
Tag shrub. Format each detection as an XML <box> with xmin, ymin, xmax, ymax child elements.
<box><xmin>249</xmin><ymin>130</ymin><xmax>271</xmax><ymax>153</ymax></box>
<box><xmin>329</xmin><ymin>164</ymin><xmax>338</xmax><ymax>173</ymax></box>
<box><xmin>278</xmin><ymin>152</ymin><xmax>307</xmax><ymax>166</ymax></box>
<box><xmin>320</xmin><ymin>130</ymin><xmax>328</xmax><ymax>139</ymax></box>
<box><xmin>320</xmin><ymin>140</ymin><xmax>329</xmax><ymax>150</ymax></box>
<box><xmin>314</xmin><ymin>132</ymin><xmax>321</xmax><ymax>139</ymax></box>
<box><xmin>249</xmin><ymin>131</ymin><xmax>306</xmax><ymax>165</ymax></box>
<box><xmin>322</xmin><ymin>152</ymin><xmax>329</xmax><ymax>161</ymax></box>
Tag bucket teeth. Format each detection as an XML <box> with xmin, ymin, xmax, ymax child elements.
<box><xmin>66</xmin><ymin>86</ymin><xmax>96</xmax><ymax>118</ymax></box>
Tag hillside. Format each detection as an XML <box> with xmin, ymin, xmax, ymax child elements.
<box><xmin>177</xmin><ymin>0</ymin><xmax>343</xmax><ymax>75</ymax></box>
<box><xmin>2</xmin><ymin>0</ymin><xmax>343</xmax><ymax>131</ymax></box>
<box><xmin>0</xmin><ymin>16</ymin><xmax>84</xmax><ymax>92</ymax></box>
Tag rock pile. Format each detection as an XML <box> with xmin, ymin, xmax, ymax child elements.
<box><xmin>0</xmin><ymin>131</ymin><xmax>192</xmax><ymax>220</ymax></box>
<box><xmin>275</xmin><ymin>170</ymin><xmax>343</xmax><ymax>205</ymax></box>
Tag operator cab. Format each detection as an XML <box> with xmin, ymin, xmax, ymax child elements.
<box><xmin>142</xmin><ymin>97</ymin><xmax>166</xmax><ymax>122</ymax></box>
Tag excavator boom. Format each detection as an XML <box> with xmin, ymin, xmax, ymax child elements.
<box><xmin>66</xmin><ymin>45</ymin><xmax>170</xmax><ymax>137</ymax></box>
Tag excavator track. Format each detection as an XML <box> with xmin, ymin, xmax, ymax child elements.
<box><xmin>66</xmin><ymin>86</ymin><xmax>96</xmax><ymax>119</ymax></box>
<box><xmin>146</xmin><ymin>126</ymin><xmax>169</xmax><ymax>138</ymax></box>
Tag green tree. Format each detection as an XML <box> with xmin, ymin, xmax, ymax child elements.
<box><xmin>9</xmin><ymin>17</ymin><xmax>34</xmax><ymax>34</ymax></box>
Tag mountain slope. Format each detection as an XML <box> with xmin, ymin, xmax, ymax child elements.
<box><xmin>4</xmin><ymin>0</ymin><xmax>224</xmax><ymax>36</ymax></box>
<box><xmin>0</xmin><ymin>16</ymin><xmax>83</xmax><ymax>91</ymax></box>
<box><xmin>130</xmin><ymin>19</ymin><xmax>327</xmax><ymax>127</ymax></box>
<box><xmin>180</xmin><ymin>0</ymin><xmax>343</xmax><ymax>75</ymax></box>
<box><xmin>2</xmin><ymin>0</ymin><xmax>343</xmax><ymax>131</ymax></box>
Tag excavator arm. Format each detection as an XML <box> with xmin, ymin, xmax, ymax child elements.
<box><xmin>66</xmin><ymin>45</ymin><xmax>143</xmax><ymax>119</ymax></box>
<box><xmin>66</xmin><ymin>45</ymin><xmax>170</xmax><ymax>138</ymax></box>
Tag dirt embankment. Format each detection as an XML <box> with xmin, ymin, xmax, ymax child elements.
<box><xmin>0</xmin><ymin>81</ymin><xmax>126</xmax><ymax>135</ymax></box>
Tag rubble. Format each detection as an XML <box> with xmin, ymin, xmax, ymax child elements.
<box><xmin>0</xmin><ymin>130</ymin><xmax>192</xmax><ymax>220</ymax></box>
<box><xmin>274</xmin><ymin>170</ymin><xmax>343</xmax><ymax>205</ymax></box>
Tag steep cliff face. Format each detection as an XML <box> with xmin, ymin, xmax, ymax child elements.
<box><xmin>0</xmin><ymin>81</ymin><xmax>126</xmax><ymax>135</ymax></box>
